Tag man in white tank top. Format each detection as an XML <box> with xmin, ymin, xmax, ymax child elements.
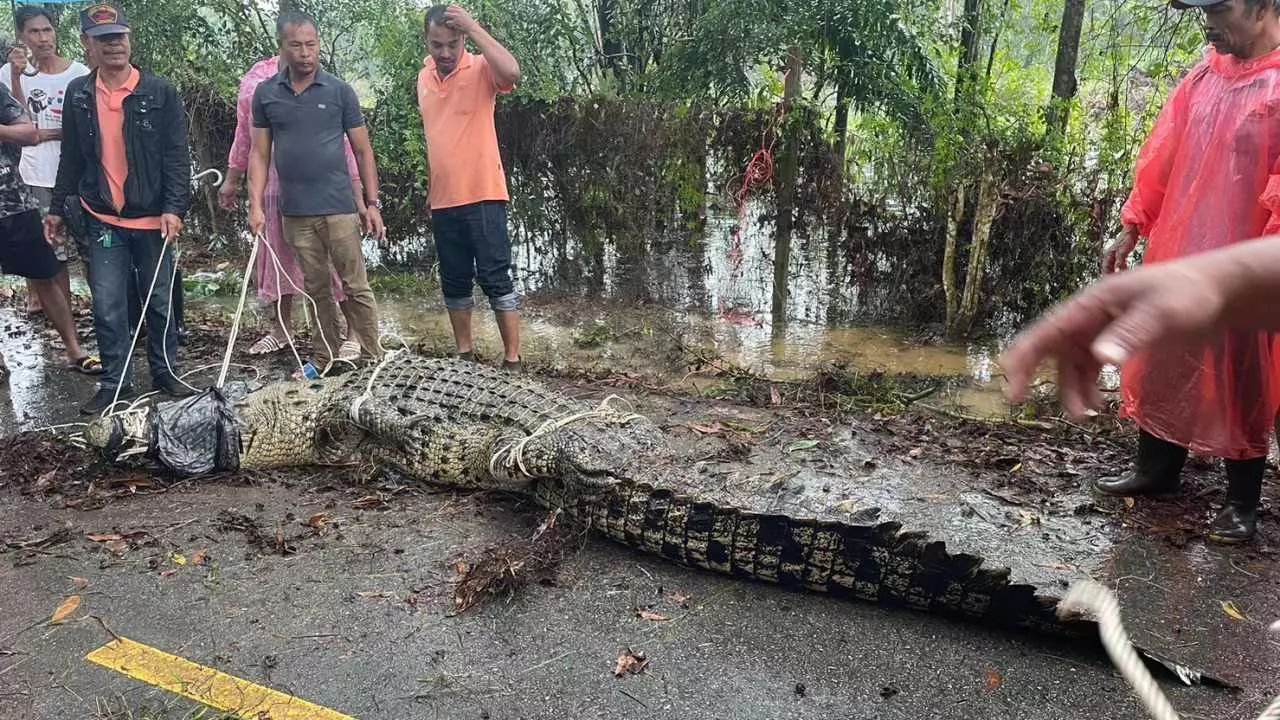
<box><xmin>1</xmin><ymin>6</ymin><xmax>89</xmax><ymax>314</ymax></box>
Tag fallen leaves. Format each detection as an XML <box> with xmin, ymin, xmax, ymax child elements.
<box><xmin>1015</xmin><ymin>511</ymin><xmax>1042</xmax><ymax>529</ymax></box>
<box><xmin>613</xmin><ymin>648</ymin><xmax>649</xmax><ymax>677</ymax></box>
<box><xmin>351</xmin><ymin>495</ymin><xmax>385</xmax><ymax>510</ymax></box>
<box><xmin>833</xmin><ymin>499</ymin><xmax>861</xmax><ymax>514</ymax></box>
<box><xmin>635</xmin><ymin>609</ymin><xmax>670</xmax><ymax>622</ymax></box>
<box><xmin>191</xmin><ymin>548</ymin><xmax>210</xmax><ymax>566</ymax></box>
<box><xmin>305</xmin><ymin>512</ymin><xmax>331</xmax><ymax>530</ymax></box>
<box><xmin>687</xmin><ymin>421</ymin><xmax>727</xmax><ymax>436</ymax></box>
<box><xmin>49</xmin><ymin>595</ymin><xmax>81</xmax><ymax>625</ymax></box>
<box><xmin>785</xmin><ymin>439</ymin><xmax>820</xmax><ymax>454</ymax></box>
<box><xmin>451</xmin><ymin>510</ymin><xmax>572</xmax><ymax>614</ymax></box>
<box><xmin>984</xmin><ymin>666</ymin><xmax>1003</xmax><ymax>693</ymax></box>
<box><xmin>69</xmin><ymin>577</ymin><xmax>89</xmax><ymax>590</ymax></box>
<box><xmin>87</xmin><ymin>530</ymin><xmax>149</xmax><ymax>558</ymax></box>
<box><xmin>171</xmin><ymin>552</ymin><xmax>187</xmax><ymax>566</ymax></box>
<box><xmin>665</xmin><ymin>591</ymin><xmax>692</xmax><ymax>607</ymax></box>
<box><xmin>1222</xmin><ymin>601</ymin><xmax>1247</xmax><ymax>621</ymax></box>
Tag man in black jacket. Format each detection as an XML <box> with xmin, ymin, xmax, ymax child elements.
<box><xmin>44</xmin><ymin>4</ymin><xmax>193</xmax><ymax>415</ymax></box>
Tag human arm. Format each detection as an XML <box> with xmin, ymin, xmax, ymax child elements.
<box><xmin>158</xmin><ymin>83</ymin><xmax>192</xmax><ymax>242</ymax></box>
<box><xmin>1103</xmin><ymin>72</ymin><xmax>1195</xmax><ymax>274</ymax></box>
<box><xmin>346</xmin><ymin>126</ymin><xmax>383</xmax><ymax>240</ymax></box>
<box><xmin>1000</xmin><ymin>235</ymin><xmax>1280</xmax><ymax>417</ymax></box>
<box><xmin>443</xmin><ymin>5</ymin><xmax>520</xmax><ymax>89</ymax></box>
<box><xmin>0</xmin><ymin>113</ymin><xmax>37</xmax><ymax>146</ymax></box>
<box><xmin>219</xmin><ymin>167</ymin><xmax>244</xmax><ymax>210</ymax></box>
<box><xmin>247</xmin><ymin>128</ymin><xmax>271</xmax><ymax>238</ymax></box>
<box><xmin>0</xmin><ymin>85</ymin><xmax>36</xmax><ymax>146</ymax></box>
<box><xmin>247</xmin><ymin>87</ymin><xmax>272</xmax><ymax>238</ymax></box>
<box><xmin>339</xmin><ymin>83</ymin><xmax>383</xmax><ymax>240</ymax></box>
<box><xmin>46</xmin><ymin>80</ymin><xmax>85</xmax><ymax>243</ymax></box>
<box><xmin>342</xmin><ymin>137</ymin><xmax>367</xmax><ymax>221</ymax></box>
<box><xmin>5</xmin><ymin>49</ymin><xmax>26</xmax><ymax>113</ymax></box>
<box><xmin>220</xmin><ymin>76</ymin><xmax>255</xmax><ymax>210</ymax></box>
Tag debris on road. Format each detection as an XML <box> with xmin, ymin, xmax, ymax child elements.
<box><xmin>613</xmin><ymin>647</ymin><xmax>649</xmax><ymax>677</ymax></box>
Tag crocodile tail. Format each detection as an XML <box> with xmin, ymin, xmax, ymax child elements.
<box><xmin>573</xmin><ymin>482</ymin><xmax>1079</xmax><ymax>637</ymax></box>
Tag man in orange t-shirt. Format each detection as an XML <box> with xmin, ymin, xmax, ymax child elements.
<box><xmin>45</xmin><ymin>4</ymin><xmax>192</xmax><ymax>415</ymax></box>
<box><xmin>417</xmin><ymin>5</ymin><xmax>522</xmax><ymax>370</ymax></box>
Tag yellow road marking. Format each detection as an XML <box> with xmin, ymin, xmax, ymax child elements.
<box><xmin>86</xmin><ymin>637</ymin><xmax>355</xmax><ymax>720</ymax></box>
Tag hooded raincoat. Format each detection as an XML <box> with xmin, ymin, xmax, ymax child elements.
<box><xmin>1120</xmin><ymin>47</ymin><xmax>1280</xmax><ymax>460</ymax></box>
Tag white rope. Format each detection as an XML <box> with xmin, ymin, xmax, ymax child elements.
<box><xmin>106</xmin><ymin>233</ymin><xmax>173</xmax><ymax>413</ymax></box>
<box><xmin>348</xmin><ymin>348</ymin><xmax>399</xmax><ymax>419</ymax></box>
<box><xmin>215</xmin><ymin>234</ymin><xmax>260</xmax><ymax>388</ymax></box>
<box><xmin>487</xmin><ymin>395</ymin><xmax>642</xmax><ymax>478</ymax></box>
<box><xmin>254</xmin><ymin>229</ymin><xmax>347</xmax><ymax>375</ymax></box>
<box><xmin>1060</xmin><ymin>580</ymin><xmax>1280</xmax><ymax>720</ymax></box>
<box><xmin>159</xmin><ymin>245</ymin><xmax>200</xmax><ymax>394</ymax></box>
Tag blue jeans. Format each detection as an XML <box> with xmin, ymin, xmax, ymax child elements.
<box><xmin>86</xmin><ymin>217</ymin><xmax>181</xmax><ymax>390</ymax></box>
<box><xmin>431</xmin><ymin>201</ymin><xmax>520</xmax><ymax>311</ymax></box>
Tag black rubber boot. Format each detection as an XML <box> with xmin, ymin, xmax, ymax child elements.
<box><xmin>1095</xmin><ymin>430</ymin><xmax>1187</xmax><ymax>497</ymax></box>
<box><xmin>1208</xmin><ymin>458</ymin><xmax>1264</xmax><ymax>544</ymax></box>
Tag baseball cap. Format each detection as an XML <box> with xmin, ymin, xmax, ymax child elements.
<box><xmin>1169</xmin><ymin>0</ymin><xmax>1226</xmax><ymax>7</ymax></box>
<box><xmin>79</xmin><ymin>4</ymin><xmax>130</xmax><ymax>37</ymax></box>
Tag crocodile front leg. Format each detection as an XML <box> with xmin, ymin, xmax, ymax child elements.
<box><xmin>350</xmin><ymin>400</ymin><xmax>534</xmax><ymax>492</ymax></box>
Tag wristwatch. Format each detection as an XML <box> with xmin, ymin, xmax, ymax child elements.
<box><xmin>368</xmin><ymin>198</ymin><xmax>383</xmax><ymax>210</ymax></box>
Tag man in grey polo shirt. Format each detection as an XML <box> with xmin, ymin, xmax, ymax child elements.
<box><xmin>248</xmin><ymin>9</ymin><xmax>385</xmax><ymax>374</ymax></box>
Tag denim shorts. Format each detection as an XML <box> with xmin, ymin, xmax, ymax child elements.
<box><xmin>430</xmin><ymin>200</ymin><xmax>519</xmax><ymax>312</ymax></box>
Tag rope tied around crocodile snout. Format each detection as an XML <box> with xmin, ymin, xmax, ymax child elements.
<box><xmin>488</xmin><ymin>395</ymin><xmax>644</xmax><ymax>479</ymax></box>
<box><xmin>1060</xmin><ymin>580</ymin><xmax>1280</xmax><ymax>720</ymax></box>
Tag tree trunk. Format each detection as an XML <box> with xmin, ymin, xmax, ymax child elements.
<box><xmin>771</xmin><ymin>45</ymin><xmax>803</xmax><ymax>325</ymax></box>
<box><xmin>598</xmin><ymin>0</ymin><xmax>626</xmax><ymax>89</ymax></box>
<box><xmin>948</xmin><ymin>167</ymin><xmax>1002</xmax><ymax>339</ymax></box>
<box><xmin>954</xmin><ymin>0</ymin><xmax>984</xmax><ymax>107</ymax></box>
<box><xmin>985</xmin><ymin>0</ymin><xmax>1012</xmax><ymax>81</ymax></box>
<box><xmin>833</xmin><ymin>74</ymin><xmax>851</xmax><ymax>183</ymax></box>
<box><xmin>1046</xmin><ymin>0</ymin><xmax>1086</xmax><ymax>138</ymax></box>
<box><xmin>942</xmin><ymin>183</ymin><xmax>967</xmax><ymax>332</ymax></box>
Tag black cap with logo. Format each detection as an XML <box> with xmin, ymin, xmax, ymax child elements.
<box><xmin>79</xmin><ymin>4</ymin><xmax>130</xmax><ymax>37</ymax></box>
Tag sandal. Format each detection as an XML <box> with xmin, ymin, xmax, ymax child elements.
<box><xmin>248</xmin><ymin>334</ymin><xmax>286</xmax><ymax>356</ymax></box>
<box><xmin>337</xmin><ymin>340</ymin><xmax>361</xmax><ymax>361</ymax></box>
<box><xmin>68</xmin><ymin>355</ymin><xmax>104</xmax><ymax>375</ymax></box>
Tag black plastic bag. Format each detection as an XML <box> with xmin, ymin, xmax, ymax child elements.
<box><xmin>150</xmin><ymin>386</ymin><xmax>241</xmax><ymax>476</ymax></box>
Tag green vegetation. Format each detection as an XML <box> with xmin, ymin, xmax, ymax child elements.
<box><xmin>40</xmin><ymin>0</ymin><xmax>1206</xmax><ymax>335</ymax></box>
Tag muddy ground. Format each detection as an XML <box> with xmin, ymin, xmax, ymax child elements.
<box><xmin>1</xmin><ymin>294</ymin><xmax>1277</xmax><ymax>720</ymax></box>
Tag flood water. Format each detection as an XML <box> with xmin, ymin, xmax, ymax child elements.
<box><xmin>353</xmin><ymin>198</ymin><xmax>1030</xmax><ymax>417</ymax></box>
<box><xmin>0</xmin><ymin>195</ymin><xmax>1053</xmax><ymax>425</ymax></box>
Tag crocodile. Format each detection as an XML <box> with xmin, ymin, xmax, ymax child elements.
<box><xmin>81</xmin><ymin>354</ymin><xmax>1114</xmax><ymax>643</ymax></box>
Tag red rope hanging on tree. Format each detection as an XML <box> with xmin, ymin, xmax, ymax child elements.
<box><xmin>717</xmin><ymin>96</ymin><xmax>786</xmax><ymax>324</ymax></box>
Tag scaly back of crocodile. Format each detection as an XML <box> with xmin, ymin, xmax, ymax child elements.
<box><xmin>86</xmin><ymin>354</ymin><xmax>1081</xmax><ymax>641</ymax></box>
<box><xmin>235</xmin><ymin>356</ymin><xmax>603</xmax><ymax>470</ymax></box>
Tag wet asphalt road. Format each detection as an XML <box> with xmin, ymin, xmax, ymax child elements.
<box><xmin>0</xmin><ymin>304</ymin><xmax>1272</xmax><ymax>720</ymax></box>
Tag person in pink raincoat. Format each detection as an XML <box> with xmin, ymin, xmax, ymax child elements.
<box><xmin>218</xmin><ymin>55</ymin><xmax>364</xmax><ymax>362</ymax></box>
<box><xmin>1097</xmin><ymin>0</ymin><xmax>1280</xmax><ymax>543</ymax></box>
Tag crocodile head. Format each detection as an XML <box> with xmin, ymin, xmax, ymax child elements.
<box><xmin>82</xmin><ymin>381</ymin><xmax>337</xmax><ymax>472</ymax></box>
<box><xmin>512</xmin><ymin>414</ymin><xmax>672</xmax><ymax>495</ymax></box>
<box><xmin>83</xmin><ymin>407</ymin><xmax>152</xmax><ymax>460</ymax></box>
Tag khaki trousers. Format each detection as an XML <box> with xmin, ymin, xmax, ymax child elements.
<box><xmin>281</xmin><ymin>213</ymin><xmax>380</xmax><ymax>367</ymax></box>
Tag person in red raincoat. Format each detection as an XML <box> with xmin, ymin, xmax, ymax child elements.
<box><xmin>1099</xmin><ymin>0</ymin><xmax>1280</xmax><ymax>543</ymax></box>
